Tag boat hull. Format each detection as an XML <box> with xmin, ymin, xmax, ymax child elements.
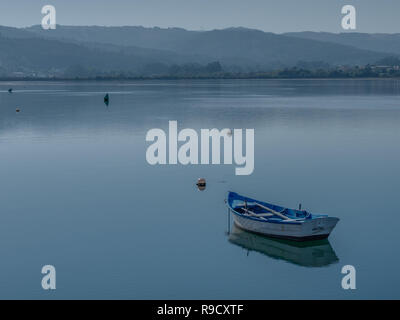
<box><xmin>232</xmin><ymin>213</ymin><xmax>339</xmax><ymax>242</ymax></box>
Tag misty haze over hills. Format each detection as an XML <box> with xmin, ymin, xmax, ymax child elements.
<box><xmin>0</xmin><ymin>25</ymin><xmax>399</xmax><ymax>78</ymax></box>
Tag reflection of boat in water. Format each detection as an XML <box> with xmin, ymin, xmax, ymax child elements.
<box><xmin>228</xmin><ymin>224</ymin><xmax>339</xmax><ymax>267</ymax></box>
<box><xmin>227</xmin><ymin>192</ymin><xmax>339</xmax><ymax>241</ymax></box>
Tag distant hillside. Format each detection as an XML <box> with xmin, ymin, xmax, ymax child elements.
<box><xmin>0</xmin><ymin>25</ymin><xmax>40</xmax><ymax>39</ymax></box>
<box><xmin>26</xmin><ymin>25</ymin><xmax>198</xmax><ymax>51</ymax></box>
<box><xmin>160</xmin><ymin>28</ymin><xmax>388</xmax><ymax>67</ymax></box>
<box><xmin>0</xmin><ymin>33</ymin><xmax>190</xmax><ymax>76</ymax></box>
<box><xmin>284</xmin><ymin>32</ymin><xmax>400</xmax><ymax>55</ymax></box>
<box><xmin>0</xmin><ymin>25</ymin><xmax>398</xmax><ymax>78</ymax></box>
<box><xmin>26</xmin><ymin>25</ymin><xmax>391</xmax><ymax>68</ymax></box>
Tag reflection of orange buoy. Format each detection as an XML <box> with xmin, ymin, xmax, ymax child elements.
<box><xmin>196</xmin><ymin>178</ymin><xmax>206</xmax><ymax>190</ymax></box>
<box><xmin>16</xmin><ymin>108</ymin><xmax>20</xmax><ymax>113</ymax></box>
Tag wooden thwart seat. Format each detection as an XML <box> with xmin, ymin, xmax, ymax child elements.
<box><xmin>254</xmin><ymin>203</ymin><xmax>293</xmax><ymax>220</ymax></box>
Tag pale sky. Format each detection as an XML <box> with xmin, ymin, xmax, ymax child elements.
<box><xmin>1</xmin><ymin>0</ymin><xmax>399</xmax><ymax>33</ymax></box>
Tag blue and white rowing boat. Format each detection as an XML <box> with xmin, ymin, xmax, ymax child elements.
<box><xmin>226</xmin><ymin>192</ymin><xmax>339</xmax><ymax>241</ymax></box>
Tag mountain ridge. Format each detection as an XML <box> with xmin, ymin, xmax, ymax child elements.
<box><xmin>0</xmin><ymin>25</ymin><xmax>399</xmax><ymax>77</ymax></box>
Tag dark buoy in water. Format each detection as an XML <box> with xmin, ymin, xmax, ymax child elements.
<box><xmin>196</xmin><ymin>178</ymin><xmax>206</xmax><ymax>191</ymax></box>
<box><xmin>8</xmin><ymin>88</ymin><xmax>13</xmax><ymax>93</ymax></box>
<box><xmin>16</xmin><ymin>108</ymin><xmax>20</xmax><ymax>113</ymax></box>
<box><xmin>104</xmin><ymin>93</ymin><xmax>109</xmax><ymax>106</ymax></box>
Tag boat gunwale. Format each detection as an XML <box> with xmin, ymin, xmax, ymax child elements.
<box><xmin>226</xmin><ymin>191</ymin><xmax>329</xmax><ymax>225</ymax></box>
<box><xmin>229</xmin><ymin>207</ymin><xmax>304</xmax><ymax>225</ymax></box>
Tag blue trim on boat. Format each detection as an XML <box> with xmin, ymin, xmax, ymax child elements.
<box><xmin>226</xmin><ymin>191</ymin><xmax>326</xmax><ymax>224</ymax></box>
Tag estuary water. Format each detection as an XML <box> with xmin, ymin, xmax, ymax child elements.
<box><xmin>0</xmin><ymin>79</ymin><xmax>399</xmax><ymax>299</ymax></box>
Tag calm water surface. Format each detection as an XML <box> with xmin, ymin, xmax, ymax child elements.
<box><xmin>0</xmin><ymin>79</ymin><xmax>399</xmax><ymax>299</ymax></box>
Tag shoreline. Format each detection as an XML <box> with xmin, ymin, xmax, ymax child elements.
<box><xmin>1</xmin><ymin>76</ymin><xmax>400</xmax><ymax>82</ymax></box>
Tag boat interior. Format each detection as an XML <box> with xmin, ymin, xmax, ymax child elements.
<box><xmin>228</xmin><ymin>192</ymin><xmax>319</xmax><ymax>222</ymax></box>
<box><xmin>234</xmin><ymin>202</ymin><xmax>311</xmax><ymax>220</ymax></box>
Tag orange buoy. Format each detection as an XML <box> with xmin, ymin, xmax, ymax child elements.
<box><xmin>196</xmin><ymin>178</ymin><xmax>206</xmax><ymax>190</ymax></box>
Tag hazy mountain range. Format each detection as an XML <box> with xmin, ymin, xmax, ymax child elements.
<box><xmin>0</xmin><ymin>25</ymin><xmax>399</xmax><ymax>78</ymax></box>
